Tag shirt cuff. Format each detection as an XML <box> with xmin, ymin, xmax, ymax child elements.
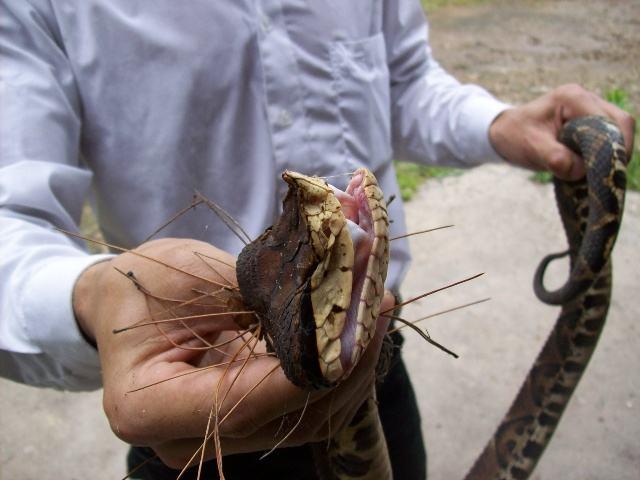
<box><xmin>20</xmin><ymin>253</ymin><xmax>114</xmax><ymax>386</ymax></box>
<box><xmin>460</xmin><ymin>95</ymin><xmax>512</xmax><ymax>164</ymax></box>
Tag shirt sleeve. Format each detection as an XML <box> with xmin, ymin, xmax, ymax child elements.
<box><xmin>0</xmin><ymin>1</ymin><xmax>112</xmax><ymax>390</ymax></box>
<box><xmin>384</xmin><ymin>0</ymin><xmax>511</xmax><ymax>167</ymax></box>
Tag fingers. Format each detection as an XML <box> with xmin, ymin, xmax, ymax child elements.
<box><xmin>142</xmin><ymin>330</ymin><xmax>380</xmax><ymax>467</ymax></box>
<box><xmin>554</xmin><ymin>84</ymin><xmax>636</xmax><ymax>164</ymax></box>
<box><xmin>214</xmin><ymin>290</ymin><xmax>394</xmax><ymax>440</ymax></box>
<box><xmin>210</xmin><ymin>356</ymin><xmax>328</xmax><ymax>438</ymax></box>
<box><xmin>108</xmin><ymin>351</ymin><xmax>324</xmax><ymax>444</ymax></box>
<box><xmin>105</xmin><ymin>283</ymin><xmax>394</xmax><ymax>452</ymax></box>
<box><xmin>543</xmin><ymin>142</ymin><xmax>585</xmax><ymax>180</ymax></box>
<box><xmin>151</xmin><ymin>374</ymin><xmax>377</xmax><ymax>469</ymax></box>
<box><xmin>601</xmin><ymin>103</ymin><xmax>636</xmax><ymax>162</ymax></box>
<box><xmin>554</xmin><ymin>84</ymin><xmax>610</xmax><ymax>122</ymax></box>
<box><xmin>490</xmin><ymin>84</ymin><xmax>636</xmax><ymax>181</ymax></box>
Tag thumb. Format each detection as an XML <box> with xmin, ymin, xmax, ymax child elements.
<box><xmin>543</xmin><ymin>141</ymin><xmax>585</xmax><ymax>181</ymax></box>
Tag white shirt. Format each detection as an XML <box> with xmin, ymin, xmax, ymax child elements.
<box><xmin>0</xmin><ymin>0</ymin><xmax>508</xmax><ymax>390</ymax></box>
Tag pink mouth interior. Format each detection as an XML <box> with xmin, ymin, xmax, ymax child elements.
<box><xmin>330</xmin><ymin>171</ymin><xmax>374</xmax><ymax>371</ymax></box>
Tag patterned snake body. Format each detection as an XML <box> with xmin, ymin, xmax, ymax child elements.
<box><xmin>236</xmin><ymin>116</ymin><xmax>627</xmax><ymax>480</ymax></box>
<box><xmin>237</xmin><ymin>168</ymin><xmax>392</xmax><ymax>479</ymax></box>
<box><xmin>467</xmin><ymin>116</ymin><xmax>627</xmax><ymax>479</ymax></box>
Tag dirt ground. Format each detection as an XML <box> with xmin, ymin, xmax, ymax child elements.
<box><xmin>402</xmin><ymin>164</ymin><xmax>639</xmax><ymax>480</ymax></box>
<box><xmin>429</xmin><ymin>0</ymin><xmax>640</xmax><ymax>109</ymax></box>
<box><xmin>405</xmin><ymin>1</ymin><xmax>640</xmax><ymax>478</ymax></box>
<box><xmin>1</xmin><ymin>1</ymin><xmax>638</xmax><ymax>479</ymax></box>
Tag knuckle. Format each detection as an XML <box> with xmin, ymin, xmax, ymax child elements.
<box><xmin>546</xmin><ymin>155</ymin><xmax>564</xmax><ymax>173</ymax></box>
<box><xmin>135</xmin><ymin>237</ymin><xmax>176</xmax><ymax>255</ymax></box>
<box><xmin>557</xmin><ymin>83</ymin><xmax>585</xmax><ymax>99</ymax></box>
<box><xmin>545</xmin><ymin>148</ymin><xmax>571</xmax><ymax>174</ymax></box>
<box><xmin>103</xmin><ymin>393</ymin><xmax>153</xmax><ymax>444</ymax></box>
<box><xmin>564</xmin><ymin>82</ymin><xmax>582</xmax><ymax>92</ymax></box>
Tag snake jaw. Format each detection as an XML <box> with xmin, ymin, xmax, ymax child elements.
<box><xmin>236</xmin><ymin>168</ymin><xmax>388</xmax><ymax>388</ymax></box>
<box><xmin>283</xmin><ymin>171</ymin><xmax>355</xmax><ymax>383</ymax></box>
<box><xmin>337</xmin><ymin>170</ymin><xmax>390</xmax><ymax>372</ymax></box>
<box><xmin>290</xmin><ymin>168</ymin><xmax>390</xmax><ymax>384</ymax></box>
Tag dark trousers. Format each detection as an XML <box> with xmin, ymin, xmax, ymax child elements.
<box><xmin>128</xmin><ymin>340</ymin><xmax>426</xmax><ymax>479</ymax></box>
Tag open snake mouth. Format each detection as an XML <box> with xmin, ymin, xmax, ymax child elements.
<box><xmin>236</xmin><ymin>168</ymin><xmax>389</xmax><ymax>389</ymax></box>
<box><xmin>329</xmin><ymin>170</ymin><xmax>387</xmax><ymax>379</ymax></box>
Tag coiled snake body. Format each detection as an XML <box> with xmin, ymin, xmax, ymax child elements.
<box><xmin>236</xmin><ymin>116</ymin><xmax>627</xmax><ymax>479</ymax></box>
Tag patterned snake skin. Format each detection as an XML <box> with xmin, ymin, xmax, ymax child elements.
<box><xmin>466</xmin><ymin>116</ymin><xmax>627</xmax><ymax>479</ymax></box>
<box><xmin>237</xmin><ymin>115</ymin><xmax>627</xmax><ymax>480</ymax></box>
<box><xmin>236</xmin><ymin>168</ymin><xmax>392</xmax><ymax>479</ymax></box>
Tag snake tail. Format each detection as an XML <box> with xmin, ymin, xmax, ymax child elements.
<box><xmin>466</xmin><ymin>116</ymin><xmax>627</xmax><ymax>479</ymax></box>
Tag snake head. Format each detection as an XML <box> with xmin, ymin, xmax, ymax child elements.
<box><xmin>236</xmin><ymin>168</ymin><xmax>389</xmax><ymax>389</ymax></box>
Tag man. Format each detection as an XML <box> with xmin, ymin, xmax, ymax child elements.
<box><xmin>0</xmin><ymin>1</ymin><xmax>633</xmax><ymax>479</ymax></box>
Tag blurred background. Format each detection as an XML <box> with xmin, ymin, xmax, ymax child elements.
<box><xmin>1</xmin><ymin>1</ymin><xmax>638</xmax><ymax>478</ymax></box>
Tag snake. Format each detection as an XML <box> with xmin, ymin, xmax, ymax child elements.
<box><xmin>235</xmin><ymin>115</ymin><xmax>627</xmax><ymax>480</ymax></box>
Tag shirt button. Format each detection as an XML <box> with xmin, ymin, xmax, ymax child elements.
<box><xmin>276</xmin><ymin>109</ymin><xmax>293</xmax><ymax>128</ymax></box>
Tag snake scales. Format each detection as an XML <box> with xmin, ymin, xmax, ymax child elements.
<box><xmin>235</xmin><ymin>115</ymin><xmax>627</xmax><ymax>480</ymax></box>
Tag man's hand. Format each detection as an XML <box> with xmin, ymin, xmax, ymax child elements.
<box><xmin>489</xmin><ymin>84</ymin><xmax>635</xmax><ymax>180</ymax></box>
<box><xmin>73</xmin><ymin>238</ymin><xmax>393</xmax><ymax>469</ymax></box>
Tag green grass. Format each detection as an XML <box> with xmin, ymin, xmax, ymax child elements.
<box><xmin>530</xmin><ymin>171</ymin><xmax>553</xmax><ymax>184</ymax></box>
<box><xmin>606</xmin><ymin>88</ymin><xmax>632</xmax><ymax>111</ymax></box>
<box><xmin>528</xmin><ymin>87</ymin><xmax>639</xmax><ymax>191</ymax></box>
<box><xmin>394</xmin><ymin>161</ymin><xmax>461</xmax><ymax>201</ymax></box>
